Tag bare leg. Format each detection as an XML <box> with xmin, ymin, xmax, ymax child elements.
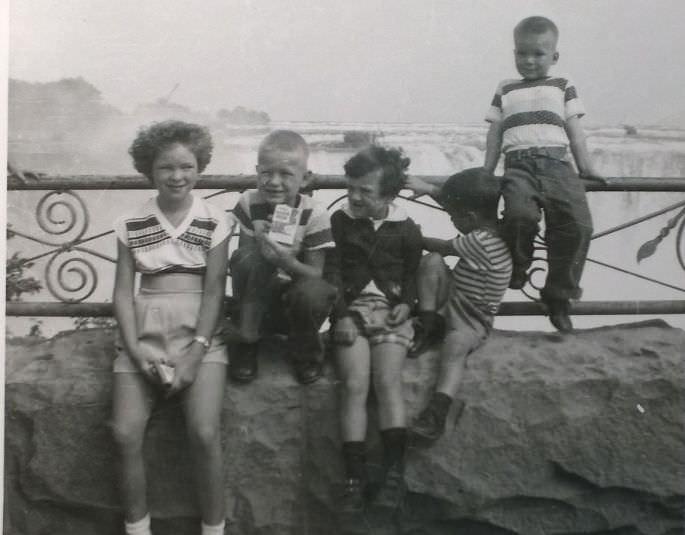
<box><xmin>111</xmin><ymin>372</ymin><xmax>155</xmax><ymax>523</ymax></box>
<box><xmin>371</xmin><ymin>343</ymin><xmax>407</xmax><ymax>430</ymax></box>
<box><xmin>434</xmin><ymin>329</ymin><xmax>477</xmax><ymax>398</ymax></box>
<box><xmin>183</xmin><ymin>363</ymin><xmax>227</xmax><ymax>526</ymax></box>
<box><xmin>416</xmin><ymin>253</ymin><xmax>450</xmax><ymax>311</ymax></box>
<box><xmin>336</xmin><ymin>337</ymin><xmax>371</xmax><ymax>441</ymax></box>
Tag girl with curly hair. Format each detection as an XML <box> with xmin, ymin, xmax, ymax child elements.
<box><xmin>111</xmin><ymin>120</ymin><xmax>229</xmax><ymax>535</ymax></box>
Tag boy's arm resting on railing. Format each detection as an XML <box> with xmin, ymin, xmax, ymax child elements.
<box><xmin>565</xmin><ymin>115</ymin><xmax>606</xmax><ymax>184</ymax></box>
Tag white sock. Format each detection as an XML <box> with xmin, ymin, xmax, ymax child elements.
<box><xmin>125</xmin><ymin>513</ymin><xmax>152</xmax><ymax>535</ymax></box>
<box><xmin>201</xmin><ymin>519</ymin><xmax>226</xmax><ymax>535</ymax></box>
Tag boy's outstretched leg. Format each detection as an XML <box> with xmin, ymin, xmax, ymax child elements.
<box><xmin>410</xmin><ymin>253</ymin><xmax>449</xmax><ymax>358</ymax></box>
<box><xmin>411</xmin><ymin>328</ymin><xmax>482</xmax><ymax>444</ymax></box>
<box><xmin>541</xmin><ymin>176</ymin><xmax>593</xmax><ymax>333</ymax></box>
<box><xmin>284</xmin><ymin>278</ymin><xmax>337</xmax><ymax>384</ymax></box>
<box><xmin>501</xmin><ymin>167</ymin><xmax>542</xmax><ymax>289</ymax></box>
<box><xmin>228</xmin><ymin>247</ymin><xmax>276</xmax><ymax>383</ymax></box>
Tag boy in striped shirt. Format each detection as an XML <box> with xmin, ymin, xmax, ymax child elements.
<box><xmin>484</xmin><ymin>16</ymin><xmax>605</xmax><ymax>332</ymax></box>
<box><xmin>229</xmin><ymin>130</ymin><xmax>337</xmax><ymax>385</ymax></box>
<box><xmin>406</xmin><ymin>168</ymin><xmax>512</xmax><ymax>442</ymax></box>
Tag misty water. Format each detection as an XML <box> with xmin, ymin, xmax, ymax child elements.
<box><xmin>7</xmin><ymin>121</ymin><xmax>685</xmax><ymax>336</ymax></box>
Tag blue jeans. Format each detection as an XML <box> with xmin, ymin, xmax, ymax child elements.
<box><xmin>502</xmin><ymin>153</ymin><xmax>593</xmax><ymax>301</ymax></box>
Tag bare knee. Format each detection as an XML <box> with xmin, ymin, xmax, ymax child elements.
<box><xmin>187</xmin><ymin>421</ymin><xmax>221</xmax><ymax>450</ymax></box>
<box><xmin>341</xmin><ymin>374</ymin><xmax>369</xmax><ymax>402</ymax></box>
<box><xmin>111</xmin><ymin>420</ymin><xmax>146</xmax><ymax>454</ymax></box>
<box><xmin>373</xmin><ymin>372</ymin><xmax>402</xmax><ymax>402</ymax></box>
<box><xmin>419</xmin><ymin>252</ymin><xmax>444</xmax><ymax>274</ymax></box>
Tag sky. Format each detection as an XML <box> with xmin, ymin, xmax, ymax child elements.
<box><xmin>7</xmin><ymin>0</ymin><xmax>685</xmax><ymax>125</ymax></box>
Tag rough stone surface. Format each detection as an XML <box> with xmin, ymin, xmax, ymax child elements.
<box><xmin>5</xmin><ymin>320</ymin><xmax>685</xmax><ymax>534</ymax></box>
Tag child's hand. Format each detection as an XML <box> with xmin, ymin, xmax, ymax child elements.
<box><xmin>256</xmin><ymin>233</ymin><xmax>295</xmax><ymax>267</ymax></box>
<box><xmin>580</xmin><ymin>171</ymin><xmax>608</xmax><ymax>185</ymax></box>
<box><xmin>578</xmin><ymin>164</ymin><xmax>607</xmax><ymax>185</ymax></box>
<box><xmin>386</xmin><ymin>303</ymin><xmax>411</xmax><ymax>326</ymax></box>
<box><xmin>165</xmin><ymin>347</ymin><xmax>203</xmax><ymax>397</ymax></box>
<box><xmin>132</xmin><ymin>346</ymin><xmax>166</xmax><ymax>384</ymax></box>
<box><xmin>333</xmin><ymin>316</ymin><xmax>359</xmax><ymax>346</ymax></box>
<box><xmin>405</xmin><ymin>175</ymin><xmax>437</xmax><ymax>198</ymax></box>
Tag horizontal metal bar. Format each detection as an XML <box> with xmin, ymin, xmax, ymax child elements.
<box><xmin>8</xmin><ymin>175</ymin><xmax>685</xmax><ymax>192</ymax></box>
<box><xmin>7</xmin><ymin>300</ymin><xmax>685</xmax><ymax>317</ymax></box>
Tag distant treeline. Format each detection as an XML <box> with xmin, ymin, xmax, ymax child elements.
<box><xmin>9</xmin><ymin>77</ymin><xmax>121</xmax><ymax>142</ymax></box>
<box><xmin>9</xmin><ymin>77</ymin><xmax>270</xmax><ymax>143</ymax></box>
<box><xmin>8</xmin><ymin>77</ymin><xmax>271</xmax><ymax>174</ymax></box>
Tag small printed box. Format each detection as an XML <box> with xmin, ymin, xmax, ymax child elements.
<box><xmin>155</xmin><ymin>362</ymin><xmax>175</xmax><ymax>386</ymax></box>
<box><xmin>268</xmin><ymin>204</ymin><xmax>301</xmax><ymax>245</ymax></box>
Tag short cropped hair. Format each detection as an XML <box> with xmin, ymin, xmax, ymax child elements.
<box><xmin>343</xmin><ymin>145</ymin><xmax>410</xmax><ymax>198</ymax></box>
<box><xmin>438</xmin><ymin>167</ymin><xmax>501</xmax><ymax>218</ymax></box>
<box><xmin>258</xmin><ymin>130</ymin><xmax>309</xmax><ymax>162</ymax></box>
<box><xmin>514</xmin><ymin>16</ymin><xmax>559</xmax><ymax>41</ymax></box>
<box><xmin>129</xmin><ymin>120</ymin><xmax>213</xmax><ymax>179</ymax></box>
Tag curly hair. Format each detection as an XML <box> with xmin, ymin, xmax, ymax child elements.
<box><xmin>128</xmin><ymin>120</ymin><xmax>213</xmax><ymax>179</ymax></box>
<box><xmin>343</xmin><ymin>145</ymin><xmax>410</xmax><ymax>198</ymax></box>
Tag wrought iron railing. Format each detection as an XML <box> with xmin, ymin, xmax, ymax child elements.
<box><xmin>6</xmin><ymin>175</ymin><xmax>685</xmax><ymax>317</ymax></box>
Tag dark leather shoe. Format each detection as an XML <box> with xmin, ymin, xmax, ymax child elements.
<box><xmin>409</xmin><ymin>406</ymin><xmax>446</xmax><ymax>443</ymax></box>
<box><xmin>546</xmin><ymin>299</ymin><xmax>574</xmax><ymax>333</ymax></box>
<box><xmin>229</xmin><ymin>342</ymin><xmax>258</xmax><ymax>383</ymax></box>
<box><xmin>338</xmin><ymin>478</ymin><xmax>365</xmax><ymax>514</ymax></box>
<box><xmin>294</xmin><ymin>360</ymin><xmax>323</xmax><ymax>385</ymax></box>
<box><xmin>371</xmin><ymin>466</ymin><xmax>406</xmax><ymax>511</ymax></box>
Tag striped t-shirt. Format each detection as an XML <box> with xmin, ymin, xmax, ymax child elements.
<box><xmin>451</xmin><ymin>228</ymin><xmax>512</xmax><ymax>317</ymax></box>
<box><xmin>113</xmin><ymin>195</ymin><xmax>231</xmax><ymax>275</ymax></box>
<box><xmin>232</xmin><ymin>189</ymin><xmax>334</xmax><ymax>252</ymax></box>
<box><xmin>485</xmin><ymin>76</ymin><xmax>585</xmax><ymax>153</ymax></box>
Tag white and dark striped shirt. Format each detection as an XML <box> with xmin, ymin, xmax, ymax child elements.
<box><xmin>232</xmin><ymin>189</ymin><xmax>334</xmax><ymax>252</ymax></box>
<box><xmin>113</xmin><ymin>195</ymin><xmax>231</xmax><ymax>275</ymax></box>
<box><xmin>451</xmin><ymin>228</ymin><xmax>512</xmax><ymax>316</ymax></box>
<box><xmin>485</xmin><ymin>75</ymin><xmax>585</xmax><ymax>153</ymax></box>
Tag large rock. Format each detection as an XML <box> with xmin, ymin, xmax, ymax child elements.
<box><xmin>5</xmin><ymin>320</ymin><xmax>685</xmax><ymax>534</ymax></box>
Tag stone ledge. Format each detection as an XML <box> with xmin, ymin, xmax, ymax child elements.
<box><xmin>5</xmin><ymin>321</ymin><xmax>685</xmax><ymax>534</ymax></box>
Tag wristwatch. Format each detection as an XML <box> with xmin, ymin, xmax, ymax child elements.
<box><xmin>192</xmin><ymin>335</ymin><xmax>211</xmax><ymax>350</ymax></box>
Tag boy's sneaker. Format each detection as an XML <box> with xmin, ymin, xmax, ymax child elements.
<box><xmin>409</xmin><ymin>406</ymin><xmax>446</xmax><ymax>443</ymax></box>
<box><xmin>509</xmin><ymin>267</ymin><xmax>528</xmax><ymax>290</ymax></box>
<box><xmin>372</xmin><ymin>466</ymin><xmax>406</xmax><ymax>510</ymax></box>
<box><xmin>338</xmin><ymin>478</ymin><xmax>365</xmax><ymax>514</ymax></box>
<box><xmin>228</xmin><ymin>342</ymin><xmax>258</xmax><ymax>383</ymax></box>
<box><xmin>293</xmin><ymin>359</ymin><xmax>323</xmax><ymax>385</ymax></box>
<box><xmin>545</xmin><ymin>299</ymin><xmax>573</xmax><ymax>333</ymax></box>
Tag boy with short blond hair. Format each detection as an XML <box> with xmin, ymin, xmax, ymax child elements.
<box><xmin>484</xmin><ymin>15</ymin><xmax>604</xmax><ymax>332</ymax></box>
<box><xmin>229</xmin><ymin>130</ymin><xmax>337</xmax><ymax>384</ymax></box>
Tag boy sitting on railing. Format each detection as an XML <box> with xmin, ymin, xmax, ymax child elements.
<box><xmin>405</xmin><ymin>168</ymin><xmax>512</xmax><ymax>443</ymax></box>
<box><xmin>228</xmin><ymin>130</ymin><xmax>337</xmax><ymax>385</ymax></box>
<box><xmin>483</xmin><ymin>16</ymin><xmax>605</xmax><ymax>332</ymax></box>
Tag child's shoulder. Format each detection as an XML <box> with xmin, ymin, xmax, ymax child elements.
<box><xmin>115</xmin><ymin>196</ymin><xmax>156</xmax><ymax>223</ymax></box>
<box><xmin>194</xmin><ymin>194</ymin><xmax>228</xmax><ymax>219</ymax></box>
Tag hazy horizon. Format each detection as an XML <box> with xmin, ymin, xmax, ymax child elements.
<box><xmin>9</xmin><ymin>0</ymin><xmax>685</xmax><ymax>126</ymax></box>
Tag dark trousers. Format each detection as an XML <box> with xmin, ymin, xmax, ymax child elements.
<box><xmin>501</xmin><ymin>155</ymin><xmax>593</xmax><ymax>301</ymax></box>
<box><xmin>230</xmin><ymin>246</ymin><xmax>337</xmax><ymax>360</ymax></box>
